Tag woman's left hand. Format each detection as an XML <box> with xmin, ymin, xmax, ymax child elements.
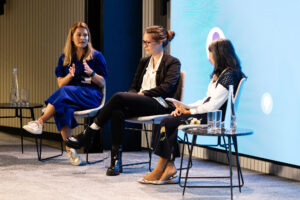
<box><xmin>173</xmin><ymin>102</ymin><xmax>191</xmax><ymax>115</ymax></box>
<box><xmin>83</xmin><ymin>60</ymin><xmax>93</xmax><ymax>76</ymax></box>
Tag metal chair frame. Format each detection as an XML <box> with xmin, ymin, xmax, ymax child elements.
<box><xmin>74</xmin><ymin>85</ymin><xmax>107</xmax><ymax>164</ymax></box>
<box><xmin>35</xmin><ymin>85</ymin><xmax>106</xmax><ymax>163</ymax></box>
<box><xmin>123</xmin><ymin>71</ymin><xmax>187</xmax><ymax>171</ymax></box>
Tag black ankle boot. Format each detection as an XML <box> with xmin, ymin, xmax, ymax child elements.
<box><xmin>106</xmin><ymin>145</ymin><xmax>123</xmax><ymax>176</ymax></box>
<box><xmin>65</xmin><ymin>126</ymin><xmax>98</xmax><ymax>149</ymax></box>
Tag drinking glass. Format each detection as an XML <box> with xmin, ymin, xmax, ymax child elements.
<box><xmin>207</xmin><ymin>110</ymin><xmax>222</xmax><ymax>133</ymax></box>
<box><xmin>215</xmin><ymin>110</ymin><xmax>222</xmax><ymax>133</ymax></box>
<box><xmin>21</xmin><ymin>88</ymin><xmax>29</xmax><ymax>106</ymax></box>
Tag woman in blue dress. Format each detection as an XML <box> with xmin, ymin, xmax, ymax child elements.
<box><xmin>23</xmin><ymin>22</ymin><xmax>107</xmax><ymax>165</ymax></box>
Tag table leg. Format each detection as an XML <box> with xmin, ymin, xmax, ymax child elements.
<box><xmin>228</xmin><ymin>136</ymin><xmax>233</xmax><ymax>200</ymax></box>
<box><xmin>19</xmin><ymin>108</ymin><xmax>24</xmax><ymax>154</ymax></box>
<box><xmin>182</xmin><ymin>134</ymin><xmax>196</xmax><ymax>196</ymax></box>
<box><xmin>30</xmin><ymin>108</ymin><xmax>35</xmax><ymax>120</ymax></box>
<box><xmin>233</xmin><ymin>136</ymin><xmax>244</xmax><ymax>191</ymax></box>
<box><xmin>179</xmin><ymin>133</ymin><xmax>187</xmax><ymax>186</ymax></box>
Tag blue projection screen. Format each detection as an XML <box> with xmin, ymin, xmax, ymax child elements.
<box><xmin>171</xmin><ymin>0</ymin><xmax>300</xmax><ymax>166</ymax></box>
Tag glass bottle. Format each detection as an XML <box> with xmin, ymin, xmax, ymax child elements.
<box><xmin>10</xmin><ymin>68</ymin><xmax>20</xmax><ymax>106</ymax></box>
<box><xmin>224</xmin><ymin>85</ymin><xmax>237</xmax><ymax>132</ymax></box>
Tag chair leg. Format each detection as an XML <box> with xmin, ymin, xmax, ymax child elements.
<box><xmin>84</xmin><ymin>117</ymin><xmax>105</xmax><ymax>165</ymax></box>
<box><xmin>86</xmin><ymin>146</ymin><xmax>90</xmax><ymax>164</ymax></box>
<box><xmin>35</xmin><ymin>134</ymin><xmax>63</xmax><ymax>161</ymax></box>
<box><xmin>144</xmin><ymin>123</ymin><xmax>152</xmax><ymax>172</ymax></box>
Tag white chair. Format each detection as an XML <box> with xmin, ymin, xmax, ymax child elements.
<box><xmin>123</xmin><ymin>71</ymin><xmax>186</xmax><ymax>171</ymax></box>
<box><xmin>74</xmin><ymin>85</ymin><xmax>106</xmax><ymax>164</ymax></box>
<box><xmin>223</xmin><ymin>77</ymin><xmax>247</xmax><ymax>191</ymax></box>
<box><xmin>35</xmin><ymin>85</ymin><xmax>106</xmax><ymax>163</ymax></box>
<box><xmin>233</xmin><ymin>77</ymin><xmax>246</xmax><ymax>111</ymax></box>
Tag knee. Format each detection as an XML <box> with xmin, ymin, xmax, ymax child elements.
<box><xmin>110</xmin><ymin>92</ymin><xmax>128</xmax><ymax>104</ymax></box>
<box><xmin>160</xmin><ymin>116</ymin><xmax>181</xmax><ymax>132</ymax></box>
<box><xmin>56</xmin><ymin>86</ymin><xmax>71</xmax><ymax>95</ymax></box>
<box><xmin>160</xmin><ymin>115</ymin><xmax>175</xmax><ymax>126</ymax></box>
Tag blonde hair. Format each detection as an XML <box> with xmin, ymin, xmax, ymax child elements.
<box><xmin>63</xmin><ymin>22</ymin><xmax>94</xmax><ymax>66</ymax></box>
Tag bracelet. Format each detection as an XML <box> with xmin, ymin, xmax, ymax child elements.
<box><xmin>90</xmin><ymin>71</ymin><xmax>96</xmax><ymax>77</ymax></box>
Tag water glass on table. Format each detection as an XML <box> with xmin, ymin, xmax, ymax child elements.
<box><xmin>21</xmin><ymin>88</ymin><xmax>29</xmax><ymax>106</ymax></box>
<box><xmin>207</xmin><ymin>110</ymin><xmax>222</xmax><ymax>133</ymax></box>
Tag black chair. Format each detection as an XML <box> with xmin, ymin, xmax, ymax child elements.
<box><xmin>123</xmin><ymin>71</ymin><xmax>186</xmax><ymax>171</ymax></box>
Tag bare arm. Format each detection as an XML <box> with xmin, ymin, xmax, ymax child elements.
<box><xmin>57</xmin><ymin>64</ymin><xmax>75</xmax><ymax>88</ymax></box>
<box><xmin>83</xmin><ymin>60</ymin><xmax>105</xmax><ymax>88</ymax></box>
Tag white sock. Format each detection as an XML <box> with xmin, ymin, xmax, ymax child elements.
<box><xmin>90</xmin><ymin>123</ymin><xmax>100</xmax><ymax>130</ymax></box>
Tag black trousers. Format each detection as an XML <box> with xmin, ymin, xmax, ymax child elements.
<box><xmin>93</xmin><ymin>92</ymin><xmax>173</xmax><ymax>146</ymax></box>
<box><xmin>153</xmin><ymin>113</ymin><xmax>207</xmax><ymax>161</ymax></box>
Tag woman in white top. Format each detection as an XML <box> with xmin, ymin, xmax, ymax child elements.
<box><xmin>139</xmin><ymin>39</ymin><xmax>246</xmax><ymax>184</ymax></box>
<box><xmin>65</xmin><ymin>25</ymin><xmax>181</xmax><ymax>176</ymax></box>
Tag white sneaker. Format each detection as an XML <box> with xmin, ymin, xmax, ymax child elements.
<box><xmin>66</xmin><ymin>148</ymin><xmax>82</xmax><ymax>166</ymax></box>
<box><xmin>23</xmin><ymin>120</ymin><xmax>43</xmax><ymax>135</ymax></box>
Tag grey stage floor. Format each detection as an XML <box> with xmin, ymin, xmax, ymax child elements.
<box><xmin>0</xmin><ymin>131</ymin><xmax>300</xmax><ymax>200</ymax></box>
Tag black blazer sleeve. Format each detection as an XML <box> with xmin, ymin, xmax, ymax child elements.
<box><xmin>143</xmin><ymin>55</ymin><xmax>181</xmax><ymax>98</ymax></box>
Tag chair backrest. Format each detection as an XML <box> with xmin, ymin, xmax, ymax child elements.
<box><xmin>173</xmin><ymin>71</ymin><xmax>186</xmax><ymax>102</ymax></box>
<box><xmin>74</xmin><ymin>84</ymin><xmax>106</xmax><ymax>118</ymax></box>
<box><xmin>233</xmin><ymin>77</ymin><xmax>246</xmax><ymax>112</ymax></box>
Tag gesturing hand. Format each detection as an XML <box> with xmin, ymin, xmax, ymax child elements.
<box><xmin>83</xmin><ymin>60</ymin><xmax>93</xmax><ymax>76</ymax></box>
<box><xmin>69</xmin><ymin>64</ymin><xmax>76</xmax><ymax>77</ymax></box>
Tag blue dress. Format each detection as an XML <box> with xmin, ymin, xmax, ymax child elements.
<box><xmin>45</xmin><ymin>51</ymin><xmax>107</xmax><ymax>131</ymax></box>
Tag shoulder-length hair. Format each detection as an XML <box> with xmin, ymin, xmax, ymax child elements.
<box><xmin>208</xmin><ymin>39</ymin><xmax>241</xmax><ymax>79</ymax></box>
<box><xmin>63</xmin><ymin>22</ymin><xmax>94</xmax><ymax>66</ymax></box>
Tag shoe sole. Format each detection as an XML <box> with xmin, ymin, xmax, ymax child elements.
<box><xmin>106</xmin><ymin>168</ymin><xmax>120</xmax><ymax>176</ymax></box>
<box><xmin>23</xmin><ymin>126</ymin><xmax>42</xmax><ymax>135</ymax></box>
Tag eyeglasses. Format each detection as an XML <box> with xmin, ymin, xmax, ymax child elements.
<box><xmin>143</xmin><ymin>40</ymin><xmax>155</xmax><ymax>46</ymax></box>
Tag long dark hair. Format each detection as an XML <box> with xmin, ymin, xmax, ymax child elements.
<box><xmin>208</xmin><ymin>39</ymin><xmax>241</xmax><ymax>79</ymax></box>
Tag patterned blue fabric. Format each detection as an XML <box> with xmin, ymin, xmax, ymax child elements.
<box><xmin>46</xmin><ymin>51</ymin><xmax>107</xmax><ymax>130</ymax></box>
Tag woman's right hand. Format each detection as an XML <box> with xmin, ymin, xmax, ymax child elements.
<box><xmin>57</xmin><ymin>64</ymin><xmax>75</xmax><ymax>88</ymax></box>
<box><xmin>171</xmin><ymin>102</ymin><xmax>191</xmax><ymax>116</ymax></box>
<box><xmin>171</xmin><ymin>108</ymin><xmax>182</xmax><ymax>117</ymax></box>
<box><xmin>69</xmin><ymin>64</ymin><xmax>75</xmax><ymax>77</ymax></box>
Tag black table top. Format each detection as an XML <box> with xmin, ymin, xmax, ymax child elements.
<box><xmin>0</xmin><ymin>103</ymin><xmax>43</xmax><ymax>109</ymax></box>
<box><xmin>183</xmin><ymin>127</ymin><xmax>253</xmax><ymax>137</ymax></box>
